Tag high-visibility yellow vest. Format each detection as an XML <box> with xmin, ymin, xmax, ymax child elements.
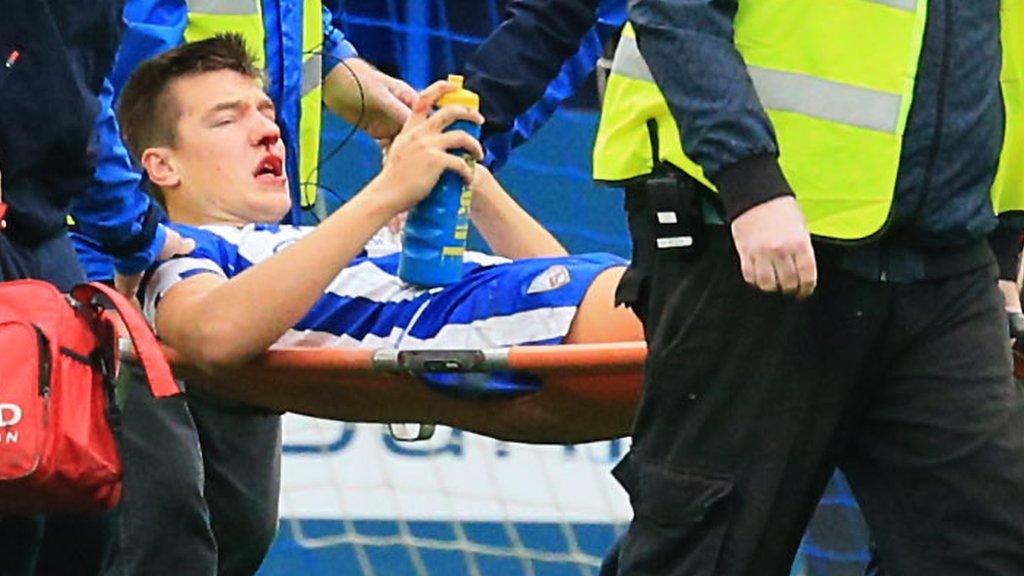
<box><xmin>184</xmin><ymin>0</ymin><xmax>324</xmax><ymax>210</ymax></box>
<box><xmin>993</xmin><ymin>0</ymin><xmax>1023</xmax><ymax>217</ymax></box>
<box><xmin>594</xmin><ymin>2</ymin><xmax>1024</xmax><ymax>240</ymax></box>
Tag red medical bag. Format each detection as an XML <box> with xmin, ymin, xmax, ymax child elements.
<box><xmin>0</xmin><ymin>278</ymin><xmax>179</xmax><ymax>514</ymax></box>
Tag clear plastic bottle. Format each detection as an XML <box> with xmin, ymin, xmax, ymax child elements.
<box><xmin>398</xmin><ymin>75</ymin><xmax>481</xmax><ymax>287</ymax></box>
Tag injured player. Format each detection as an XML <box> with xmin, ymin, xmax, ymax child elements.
<box><xmin>123</xmin><ymin>35</ymin><xmax>642</xmax><ymax>439</ymax></box>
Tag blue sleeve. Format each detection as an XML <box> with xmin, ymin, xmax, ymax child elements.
<box><xmin>462</xmin><ymin>0</ymin><xmax>602</xmax><ymax>141</ymax></box>
<box><xmin>629</xmin><ymin>0</ymin><xmax>791</xmax><ymax>219</ymax></box>
<box><xmin>323</xmin><ymin>6</ymin><xmax>358</xmax><ymax>71</ymax></box>
<box><xmin>69</xmin><ymin>0</ymin><xmax>186</xmax><ymax>275</ymax></box>
<box><xmin>70</xmin><ymin>80</ymin><xmax>167</xmax><ymax>275</ymax></box>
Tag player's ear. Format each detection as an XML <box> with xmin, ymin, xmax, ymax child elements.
<box><xmin>141</xmin><ymin>147</ymin><xmax>181</xmax><ymax>190</ymax></box>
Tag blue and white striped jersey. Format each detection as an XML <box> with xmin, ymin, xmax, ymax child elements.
<box><xmin>143</xmin><ymin>223</ymin><xmax>625</xmax><ymax>350</ymax></box>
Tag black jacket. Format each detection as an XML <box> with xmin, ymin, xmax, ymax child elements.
<box><xmin>464</xmin><ymin>0</ymin><xmax>602</xmax><ymax>142</ymax></box>
<box><xmin>0</xmin><ymin>0</ymin><xmax>124</xmax><ymax>246</ymax></box>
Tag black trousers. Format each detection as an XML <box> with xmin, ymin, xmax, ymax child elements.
<box><xmin>102</xmin><ymin>367</ymin><xmax>282</xmax><ymax>576</ymax></box>
<box><xmin>612</xmin><ymin>221</ymin><xmax>1024</xmax><ymax>575</ymax></box>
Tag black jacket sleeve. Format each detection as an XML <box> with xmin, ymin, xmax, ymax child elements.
<box><xmin>629</xmin><ymin>0</ymin><xmax>792</xmax><ymax>220</ymax></box>
<box><xmin>463</xmin><ymin>0</ymin><xmax>601</xmax><ymax>141</ymax></box>
<box><xmin>989</xmin><ymin>219</ymin><xmax>1024</xmax><ymax>282</ymax></box>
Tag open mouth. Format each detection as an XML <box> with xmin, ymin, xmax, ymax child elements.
<box><xmin>254</xmin><ymin>155</ymin><xmax>284</xmax><ymax>180</ymax></box>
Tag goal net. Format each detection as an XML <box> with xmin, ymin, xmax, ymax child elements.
<box><xmin>267</xmin><ymin>416</ymin><xmax>629</xmax><ymax>576</ymax></box>
<box><xmin>265</xmin><ymin>416</ymin><xmax>870</xmax><ymax>576</ymax></box>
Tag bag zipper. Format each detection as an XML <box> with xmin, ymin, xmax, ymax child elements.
<box><xmin>33</xmin><ymin>325</ymin><xmax>52</xmax><ymax>398</ymax></box>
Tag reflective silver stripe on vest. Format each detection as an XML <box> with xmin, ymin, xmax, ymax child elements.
<box><xmin>302</xmin><ymin>53</ymin><xmax>322</xmax><ymax>97</ymax></box>
<box><xmin>185</xmin><ymin>0</ymin><xmax>259</xmax><ymax>15</ymax></box>
<box><xmin>612</xmin><ymin>33</ymin><xmax>902</xmax><ymax>134</ymax></box>
<box><xmin>865</xmin><ymin>0</ymin><xmax>917</xmax><ymax>12</ymax></box>
<box><xmin>747</xmin><ymin>67</ymin><xmax>901</xmax><ymax>133</ymax></box>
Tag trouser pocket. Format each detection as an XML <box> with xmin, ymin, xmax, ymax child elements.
<box><xmin>614</xmin><ymin>455</ymin><xmax>733</xmax><ymax>576</ymax></box>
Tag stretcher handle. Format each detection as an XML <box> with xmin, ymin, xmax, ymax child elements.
<box><xmin>374</xmin><ymin>349</ymin><xmax>493</xmax><ymax>373</ymax></box>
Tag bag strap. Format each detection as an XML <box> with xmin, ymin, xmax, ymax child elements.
<box><xmin>70</xmin><ymin>282</ymin><xmax>181</xmax><ymax>398</ymax></box>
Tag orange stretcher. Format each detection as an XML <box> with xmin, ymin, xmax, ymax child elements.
<box><xmin>162</xmin><ymin>342</ymin><xmax>646</xmax><ymax>444</ymax></box>
<box><xmin>153</xmin><ymin>341</ymin><xmax>1024</xmax><ymax>444</ymax></box>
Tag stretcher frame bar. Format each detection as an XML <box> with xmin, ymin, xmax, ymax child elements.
<box><xmin>140</xmin><ymin>342</ymin><xmax>647</xmax><ymax>444</ymax></box>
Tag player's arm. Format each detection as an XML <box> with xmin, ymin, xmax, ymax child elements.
<box><xmin>469</xmin><ymin>165</ymin><xmax>567</xmax><ymax>259</ymax></box>
<box><xmin>155</xmin><ymin>82</ymin><xmax>483</xmax><ymax>371</ymax></box>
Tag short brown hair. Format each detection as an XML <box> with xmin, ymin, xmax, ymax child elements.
<box><xmin>118</xmin><ymin>34</ymin><xmax>261</xmax><ymax>199</ymax></box>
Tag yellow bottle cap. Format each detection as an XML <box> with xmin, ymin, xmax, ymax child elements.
<box><xmin>437</xmin><ymin>74</ymin><xmax>480</xmax><ymax>110</ymax></box>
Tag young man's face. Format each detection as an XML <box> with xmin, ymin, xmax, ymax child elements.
<box><xmin>158</xmin><ymin>69</ymin><xmax>290</xmax><ymax>224</ymax></box>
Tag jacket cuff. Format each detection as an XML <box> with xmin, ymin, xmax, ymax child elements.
<box><xmin>107</xmin><ymin>204</ymin><xmax>165</xmax><ymax>275</ymax></box>
<box><xmin>710</xmin><ymin>154</ymin><xmax>794</xmax><ymax>221</ymax></box>
<box><xmin>988</xmin><ymin>225</ymin><xmax>1024</xmax><ymax>282</ymax></box>
<box><xmin>113</xmin><ymin>223</ymin><xmax>166</xmax><ymax>276</ymax></box>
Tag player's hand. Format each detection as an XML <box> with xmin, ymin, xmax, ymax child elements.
<box><xmin>731</xmin><ymin>196</ymin><xmax>817</xmax><ymax>299</ymax></box>
<box><xmin>387</xmin><ymin>211</ymin><xmax>407</xmax><ymax>237</ymax></box>
<box><xmin>1000</xmin><ymin>279</ymin><xmax>1024</xmax><ymax>343</ymax></box>
<box><xmin>326</xmin><ymin>58</ymin><xmax>416</xmax><ymax>140</ymax></box>
<box><xmin>114</xmin><ymin>226</ymin><xmax>196</xmax><ymax>301</ymax></box>
<box><xmin>374</xmin><ymin>80</ymin><xmax>484</xmax><ymax>212</ymax></box>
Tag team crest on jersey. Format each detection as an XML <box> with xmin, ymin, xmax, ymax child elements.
<box><xmin>527</xmin><ymin>265</ymin><xmax>571</xmax><ymax>294</ymax></box>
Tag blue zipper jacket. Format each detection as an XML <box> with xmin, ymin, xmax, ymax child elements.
<box><xmin>73</xmin><ymin>0</ymin><xmax>356</xmax><ymax>277</ymax></box>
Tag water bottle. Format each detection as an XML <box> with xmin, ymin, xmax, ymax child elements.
<box><xmin>398</xmin><ymin>75</ymin><xmax>481</xmax><ymax>287</ymax></box>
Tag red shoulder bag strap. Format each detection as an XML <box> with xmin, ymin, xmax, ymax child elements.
<box><xmin>70</xmin><ymin>282</ymin><xmax>181</xmax><ymax>398</ymax></box>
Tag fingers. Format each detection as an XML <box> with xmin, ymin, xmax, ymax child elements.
<box><xmin>158</xmin><ymin>227</ymin><xmax>197</xmax><ymax>260</ymax></box>
<box><xmin>752</xmin><ymin>255</ymin><xmax>778</xmax><ymax>293</ymax></box>
<box><xmin>385</xmin><ymin>76</ymin><xmax>418</xmax><ymax>108</ymax></box>
<box><xmin>773</xmin><ymin>254</ymin><xmax>800</xmax><ymax>295</ymax></box>
<box><xmin>425</xmin><ymin>104</ymin><xmax>485</xmax><ymax>132</ymax></box>
<box><xmin>740</xmin><ymin>243</ymin><xmax>817</xmax><ymax>298</ymax></box>
<box><xmin>387</xmin><ymin>212</ymin><xmax>407</xmax><ymax>235</ymax></box>
<box><xmin>440</xmin><ymin>151</ymin><xmax>476</xmax><ymax>183</ymax></box>
<box><xmin>408</xmin><ymin>81</ymin><xmax>484</xmax><ymax>131</ymax></box>
<box><xmin>409</xmin><ymin>80</ymin><xmax>459</xmax><ymax>118</ymax></box>
<box><xmin>377</xmin><ymin>88</ymin><xmax>412</xmax><ymax>127</ymax></box>
<box><xmin>434</xmin><ymin>130</ymin><xmax>485</xmax><ymax>161</ymax></box>
<box><xmin>793</xmin><ymin>244</ymin><xmax>818</xmax><ymax>300</ymax></box>
<box><xmin>731</xmin><ymin>196</ymin><xmax>817</xmax><ymax>300</ymax></box>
